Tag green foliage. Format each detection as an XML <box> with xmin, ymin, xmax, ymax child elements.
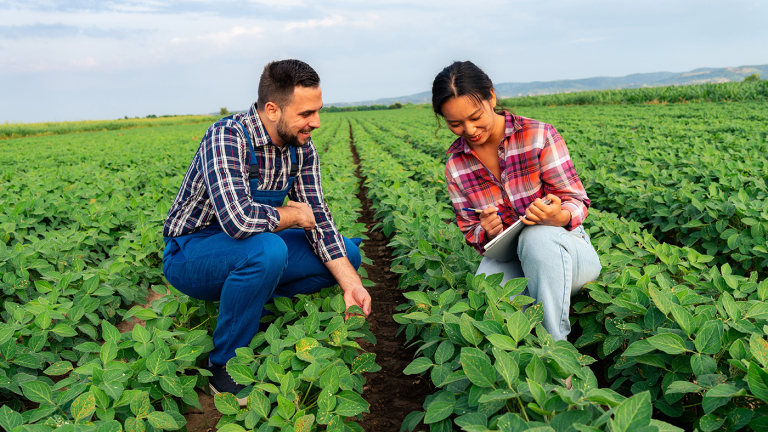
<box><xmin>0</xmin><ymin>115</ymin><xmax>220</xmax><ymax>140</ymax></box>
<box><xmin>500</xmin><ymin>79</ymin><xmax>768</xmax><ymax>107</ymax></box>
<box><xmin>0</xmin><ymin>113</ymin><xmax>376</xmax><ymax>431</ymax></box>
<box><xmin>349</xmin><ymin>117</ymin><xmax>682</xmax><ymax>432</ymax></box>
<box><xmin>340</xmin><ymin>103</ymin><xmax>768</xmax><ymax>431</ymax></box>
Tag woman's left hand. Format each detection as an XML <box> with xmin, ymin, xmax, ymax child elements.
<box><xmin>520</xmin><ymin>194</ymin><xmax>572</xmax><ymax>227</ymax></box>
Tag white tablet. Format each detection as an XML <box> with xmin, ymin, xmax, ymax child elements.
<box><xmin>483</xmin><ymin>220</ymin><xmax>525</xmax><ymax>262</ymax></box>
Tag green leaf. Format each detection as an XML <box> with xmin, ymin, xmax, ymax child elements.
<box><xmin>424</xmin><ymin>392</ymin><xmax>455</xmax><ymax>424</ymax></box>
<box><xmin>130</xmin><ymin>391</ymin><xmax>151</xmax><ymax>417</ymax></box>
<box><xmin>21</xmin><ymin>381</ymin><xmax>53</xmax><ymax>404</ymax></box>
<box><xmin>434</xmin><ymin>341</ymin><xmax>454</xmax><ymax>365</ymax></box>
<box><xmin>507</xmin><ymin>311</ymin><xmax>531</xmax><ymax>343</ymax></box>
<box><xmin>51</xmin><ymin>323</ymin><xmax>78</xmax><ymax>337</ymax></box>
<box><xmin>44</xmin><ymin>361</ymin><xmax>73</xmax><ymax>376</ymax></box>
<box><xmin>486</xmin><ymin>334</ymin><xmax>518</xmax><ymax>351</ymax></box>
<box><xmin>647</xmin><ymin>334</ymin><xmax>687</xmax><ymax>355</ymax></box>
<box><xmin>750</xmin><ymin>334</ymin><xmax>768</xmax><ymax>367</ymax></box>
<box><xmin>665</xmin><ymin>381</ymin><xmax>702</xmax><ymax>395</ymax></box>
<box><xmin>125</xmin><ymin>417</ymin><xmax>146</xmax><ymax>432</ymax></box>
<box><xmin>71</xmin><ymin>392</ymin><xmax>97</xmax><ymax>422</ymax></box>
<box><xmin>351</xmin><ymin>353</ymin><xmax>377</xmax><ymax>374</ymax></box>
<box><xmin>101</xmin><ymin>341</ymin><xmax>118</xmax><ymax>365</ymax></box>
<box><xmin>97</xmin><ymin>420</ymin><xmax>122</xmax><ymax>432</ymax></box>
<box><xmin>748</xmin><ymin>362</ymin><xmax>768</xmax><ymax>403</ymax></box>
<box><xmin>613</xmin><ymin>391</ymin><xmax>652</xmax><ymax>432</ymax></box>
<box><xmin>493</xmin><ymin>348</ymin><xmax>519</xmax><ymax>388</ymax></box>
<box><xmin>132</xmin><ymin>324</ymin><xmax>152</xmax><ymax>345</ymax></box>
<box><xmin>695</xmin><ymin>320</ymin><xmax>723</xmax><ymax>355</ymax></box>
<box><xmin>624</xmin><ymin>340</ymin><xmax>656</xmax><ymax>357</ymax></box>
<box><xmin>403</xmin><ymin>357</ymin><xmax>433</xmax><ymax>375</ymax></box>
<box><xmin>227</xmin><ymin>364</ymin><xmax>255</xmax><ymax>385</ymax></box>
<box><xmin>669</xmin><ymin>304</ymin><xmax>695</xmax><ymax>337</ymax></box>
<box><xmin>0</xmin><ymin>406</ymin><xmax>23</xmax><ymax>432</ymax></box>
<box><xmin>214</xmin><ymin>392</ymin><xmax>240</xmax><ymax>415</ymax></box>
<box><xmin>218</xmin><ymin>425</ymin><xmax>246</xmax><ymax>432</ymax></box>
<box><xmin>460</xmin><ymin>313</ymin><xmax>484</xmax><ymax>345</ymax></box>
<box><xmin>648</xmin><ymin>286</ymin><xmax>671</xmax><ymax>316</ymax></box>
<box><xmin>547</xmin><ymin>348</ymin><xmax>584</xmax><ymax>377</ymax></box>
<box><xmin>460</xmin><ymin>347</ymin><xmax>496</xmax><ymax>388</ymax></box>
<box><xmin>335</xmin><ymin>390</ymin><xmax>369</xmax><ymax>417</ymax></box>
<box><xmin>35</xmin><ymin>311</ymin><xmax>51</xmax><ymax>330</ymax></box>
<box><xmin>294</xmin><ymin>414</ymin><xmax>315</xmax><ymax>432</ymax></box>
<box><xmin>147</xmin><ymin>411</ymin><xmax>179</xmax><ymax>430</ymax></box>
<box><xmin>526</xmin><ymin>354</ymin><xmax>547</xmax><ymax>383</ymax></box>
<box><xmin>249</xmin><ymin>390</ymin><xmax>271</xmax><ymax>418</ymax></box>
<box><xmin>691</xmin><ymin>354</ymin><xmax>717</xmax><ymax>376</ymax></box>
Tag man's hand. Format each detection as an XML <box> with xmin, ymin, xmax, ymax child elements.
<box><xmin>480</xmin><ymin>199</ymin><xmax>504</xmax><ymax>240</ymax></box>
<box><xmin>276</xmin><ymin>200</ymin><xmax>316</xmax><ymax>231</ymax></box>
<box><xmin>343</xmin><ymin>285</ymin><xmax>372</xmax><ymax>319</ymax></box>
<box><xmin>520</xmin><ymin>194</ymin><xmax>571</xmax><ymax>227</ymax></box>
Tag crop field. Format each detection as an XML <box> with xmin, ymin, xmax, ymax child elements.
<box><xmin>1</xmin><ymin>99</ymin><xmax>768</xmax><ymax>432</ymax></box>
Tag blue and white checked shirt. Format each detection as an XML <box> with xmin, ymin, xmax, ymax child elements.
<box><xmin>163</xmin><ymin>103</ymin><xmax>347</xmax><ymax>262</ymax></box>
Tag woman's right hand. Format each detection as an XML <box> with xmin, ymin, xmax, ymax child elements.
<box><xmin>479</xmin><ymin>203</ymin><xmax>503</xmax><ymax>240</ymax></box>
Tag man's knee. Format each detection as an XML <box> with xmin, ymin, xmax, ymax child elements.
<box><xmin>241</xmin><ymin>232</ymin><xmax>288</xmax><ymax>273</ymax></box>
<box><xmin>344</xmin><ymin>237</ymin><xmax>362</xmax><ymax>270</ymax></box>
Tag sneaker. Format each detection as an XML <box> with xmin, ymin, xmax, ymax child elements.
<box><xmin>204</xmin><ymin>361</ymin><xmax>248</xmax><ymax>407</ymax></box>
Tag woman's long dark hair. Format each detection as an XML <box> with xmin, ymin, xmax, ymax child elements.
<box><xmin>431</xmin><ymin>61</ymin><xmax>509</xmax><ymax>133</ymax></box>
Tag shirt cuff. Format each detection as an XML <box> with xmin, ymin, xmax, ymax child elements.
<box><xmin>264</xmin><ymin>205</ymin><xmax>281</xmax><ymax>232</ymax></box>
<box><xmin>561</xmin><ymin>202</ymin><xmax>582</xmax><ymax>231</ymax></box>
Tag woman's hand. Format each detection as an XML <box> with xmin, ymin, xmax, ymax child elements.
<box><xmin>520</xmin><ymin>194</ymin><xmax>572</xmax><ymax>227</ymax></box>
<box><xmin>480</xmin><ymin>199</ymin><xmax>504</xmax><ymax>240</ymax></box>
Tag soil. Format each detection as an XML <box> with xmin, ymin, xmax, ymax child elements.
<box><xmin>124</xmin><ymin>126</ymin><xmax>433</xmax><ymax>431</ymax></box>
<box><xmin>349</xmin><ymin>126</ymin><xmax>432</xmax><ymax>432</ymax></box>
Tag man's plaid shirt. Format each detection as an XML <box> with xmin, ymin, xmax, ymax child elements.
<box><xmin>163</xmin><ymin>103</ymin><xmax>347</xmax><ymax>263</ymax></box>
<box><xmin>445</xmin><ymin>112</ymin><xmax>590</xmax><ymax>254</ymax></box>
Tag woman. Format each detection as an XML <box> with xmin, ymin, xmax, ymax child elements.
<box><xmin>433</xmin><ymin>61</ymin><xmax>601</xmax><ymax>341</ymax></box>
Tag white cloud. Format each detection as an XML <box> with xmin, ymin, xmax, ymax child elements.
<box><xmin>171</xmin><ymin>26</ymin><xmax>264</xmax><ymax>48</ymax></box>
<box><xmin>283</xmin><ymin>15</ymin><xmax>344</xmax><ymax>32</ymax></box>
<box><xmin>71</xmin><ymin>56</ymin><xmax>99</xmax><ymax>69</ymax></box>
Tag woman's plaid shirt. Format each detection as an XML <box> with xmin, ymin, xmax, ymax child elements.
<box><xmin>445</xmin><ymin>112</ymin><xmax>590</xmax><ymax>254</ymax></box>
<box><xmin>163</xmin><ymin>103</ymin><xmax>347</xmax><ymax>263</ymax></box>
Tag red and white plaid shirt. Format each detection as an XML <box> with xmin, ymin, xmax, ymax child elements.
<box><xmin>445</xmin><ymin>112</ymin><xmax>590</xmax><ymax>254</ymax></box>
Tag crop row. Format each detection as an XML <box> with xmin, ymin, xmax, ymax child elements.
<box><xmin>0</xmin><ymin>114</ymin><xmax>377</xmax><ymax>431</ymax></box>
<box><xmin>348</xmin><ymin>115</ymin><xmax>683</xmax><ymax>432</ymax></box>
<box><xmin>500</xmin><ymin>79</ymin><xmax>768</xmax><ymax>108</ymax></box>
<box><xmin>344</xmin><ymin>110</ymin><xmax>768</xmax><ymax>431</ymax></box>
<box><xmin>343</xmin><ymin>103</ymin><xmax>768</xmax><ymax>275</ymax></box>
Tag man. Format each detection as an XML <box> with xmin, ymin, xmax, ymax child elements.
<box><xmin>162</xmin><ymin>59</ymin><xmax>371</xmax><ymax>404</ymax></box>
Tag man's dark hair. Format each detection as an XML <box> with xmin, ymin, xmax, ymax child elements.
<box><xmin>257</xmin><ymin>60</ymin><xmax>320</xmax><ymax>109</ymax></box>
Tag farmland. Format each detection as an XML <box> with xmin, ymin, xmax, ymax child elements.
<box><xmin>2</xmin><ymin>98</ymin><xmax>768</xmax><ymax>432</ymax></box>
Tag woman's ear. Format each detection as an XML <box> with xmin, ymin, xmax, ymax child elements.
<box><xmin>490</xmin><ymin>89</ymin><xmax>497</xmax><ymax>108</ymax></box>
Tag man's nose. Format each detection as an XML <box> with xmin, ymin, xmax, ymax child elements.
<box><xmin>308</xmin><ymin>112</ymin><xmax>321</xmax><ymax>129</ymax></box>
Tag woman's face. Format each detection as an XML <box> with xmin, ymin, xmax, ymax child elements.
<box><xmin>441</xmin><ymin>93</ymin><xmax>500</xmax><ymax>147</ymax></box>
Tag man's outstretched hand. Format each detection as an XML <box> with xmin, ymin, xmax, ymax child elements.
<box><xmin>344</xmin><ymin>285</ymin><xmax>372</xmax><ymax>320</ymax></box>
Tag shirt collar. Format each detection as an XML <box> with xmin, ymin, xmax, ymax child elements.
<box><xmin>445</xmin><ymin>111</ymin><xmax>522</xmax><ymax>155</ymax></box>
<box><xmin>240</xmin><ymin>103</ymin><xmax>272</xmax><ymax>147</ymax></box>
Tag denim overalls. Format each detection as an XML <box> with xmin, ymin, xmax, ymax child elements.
<box><xmin>161</xmin><ymin>117</ymin><xmax>362</xmax><ymax>365</ymax></box>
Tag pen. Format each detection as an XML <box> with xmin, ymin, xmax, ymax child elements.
<box><xmin>463</xmin><ymin>198</ymin><xmax>553</xmax><ymax>217</ymax></box>
<box><xmin>463</xmin><ymin>207</ymin><xmax>504</xmax><ymax>216</ymax></box>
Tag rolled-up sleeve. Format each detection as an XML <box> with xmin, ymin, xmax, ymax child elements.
<box><xmin>198</xmin><ymin>123</ymin><xmax>281</xmax><ymax>239</ymax></box>
<box><xmin>446</xmin><ymin>166</ymin><xmax>488</xmax><ymax>254</ymax></box>
<box><xmin>539</xmin><ymin>125</ymin><xmax>590</xmax><ymax>231</ymax></box>
<box><xmin>290</xmin><ymin>141</ymin><xmax>347</xmax><ymax>262</ymax></box>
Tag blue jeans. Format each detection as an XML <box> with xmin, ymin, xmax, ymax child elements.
<box><xmin>163</xmin><ymin>224</ymin><xmax>361</xmax><ymax>365</ymax></box>
<box><xmin>476</xmin><ymin>224</ymin><xmax>601</xmax><ymax>341</ymax></box>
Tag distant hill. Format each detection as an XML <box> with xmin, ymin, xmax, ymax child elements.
<box><xmin>328</xmin><ymin>64</ymin><xmax>768</xmax><ymax>107</ymax></box>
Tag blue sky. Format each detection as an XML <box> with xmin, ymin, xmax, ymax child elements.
<box><xmin>1</xmin><ymin>0</ymin><xmax>766</xmax><ymax>123</ymax></box>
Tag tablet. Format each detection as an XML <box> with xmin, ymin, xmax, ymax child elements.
<box><xmin>483</xmin><ymin>219</ymin><xmax>525</xmax><ymax>262</ymax></box>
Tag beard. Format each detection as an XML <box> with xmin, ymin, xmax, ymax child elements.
<box><xmin>276</xmin><ymin>116</ymin><xmax>312</xmax><ymax>148</ymax></box>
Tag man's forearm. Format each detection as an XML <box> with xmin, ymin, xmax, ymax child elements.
<box><xmin>324</xmin><ymin>256</ymin><xmax>362</xmax><ymax>291</ymax></box>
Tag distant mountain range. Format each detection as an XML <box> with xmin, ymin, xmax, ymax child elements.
<box><xmin>327</xmin><ymin>64</ymin><xmax>768</xmax><ymax>107</ymax></box>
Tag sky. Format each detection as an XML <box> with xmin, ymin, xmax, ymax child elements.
<box><xmin>1</xmin><ymin>0</ymin><xmax>767</xmax><ymax>123</ymax></box>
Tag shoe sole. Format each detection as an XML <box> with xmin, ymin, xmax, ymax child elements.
<box><xmin>209</xmin><ymin>383</ymin><xmax>248</xmax><ymax>407</ymax></box>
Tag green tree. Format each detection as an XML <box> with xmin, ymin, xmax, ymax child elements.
<box><xmin>220</xmin><ymin>107</ymin><xmax>229</xmax><ymax>115</ymax></box>
<box><xmin>743</xmin><ymin>74</ymin><xmax>762</xmax><ymax>82</ymax></box>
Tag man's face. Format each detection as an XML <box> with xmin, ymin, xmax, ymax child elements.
<box><xmin>275</xmin><ymin>86</ymin><xmax>323</xmax><ymax>148</ymax></box>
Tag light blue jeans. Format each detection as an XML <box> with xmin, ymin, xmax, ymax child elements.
<box><xmin>476</xmin><ymin>224</ymin><xmax>601</xmax><ymax>341</ymax></box>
